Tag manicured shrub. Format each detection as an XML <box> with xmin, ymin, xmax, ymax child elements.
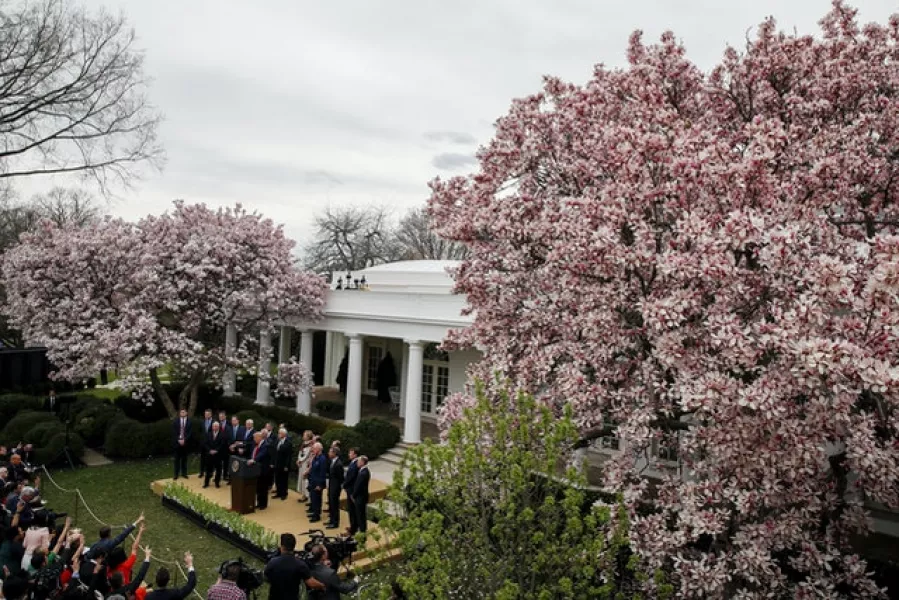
<box><xmin>73</xmin><ymin>403</ymin><xmax>123</xmax><ymax>447</ymax></box>
<box><xmin>1</xmin><ymin>411</ymin><xmax>55</xmax><ymax>445</ymax></box>
<box><xmin>354</xmin><ymin>417</ymin><xmax>401</xmax><ymax>456</ymax></box>
<box><xmin>321</xmin><ymin>427</ymin><xmax>368</xmax><ymax>463</ymax></box>
<box><xmin>116</xmin><ymin>393</ymin><xmax>169</xmax><ymax>423</ymax></box>
<box><xmin>314</xmin><ymin>400</ymin><xmax>344</xmax><ymax>419</ymax></box>
<box><xmin>235</xmin><ymin>410</ymin><xmax>265</xmax><ymax>427</ymax></box>
<box><xmin>36</xmin><ymin>431</ymin><xmax>85</xmax><ymax>465</ymax></box>
<box><xmin>0</xmin><ymin>395</ymin><xmax>42</xmax><ymax>425</ymax></box>
<box><xmin>24</xmin><ymin>421</ymin><xmax>65</xmax><ymax>447</ymax></box>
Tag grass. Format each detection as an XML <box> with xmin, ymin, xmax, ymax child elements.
<box><xmin>40</xmin><ymin>456</ymin><xmax>267</xmax><ymax>595</ymax></box>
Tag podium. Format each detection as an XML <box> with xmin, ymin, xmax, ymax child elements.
<box><xmin>229</xmin><ymin>456</ymin><xmax>260</xmax><ymax>514</ymax></box>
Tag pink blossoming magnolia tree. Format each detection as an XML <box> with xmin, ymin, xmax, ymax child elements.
<box><xmin>2</xmin><ymin>201</ymin><xmax>325</xmax><ymax>417</ymax></box>
<box><xmin>430</xmin><ymin>3</ymin><xmax>899</xmax><ymax>597</ymax></box>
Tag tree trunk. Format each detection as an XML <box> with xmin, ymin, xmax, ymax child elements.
<box><xmin>150</xmin><ymin>367</ymin><xmax>177</xmax><ymax>418</ymax></box>
<box><xmin>179</xmin><ymin>369</ymin><xmax>205</xmax><ymax>416</ymax></box>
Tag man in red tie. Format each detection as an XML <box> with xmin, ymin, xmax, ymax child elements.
<box><xmin>246</xmin><ymin>431</ymin><xmax>271</xmax><ymax>510</ymax></box>
<box><xmin>171</xmin><ymin>409</ymin><xmax>192</xmax><ymax>479</ymax></box>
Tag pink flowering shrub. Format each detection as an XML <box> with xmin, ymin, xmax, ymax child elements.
<box><xmin>273</xmin><ymin>358</ymin><xmax>312</xmax><ymax>398</ymax></box>
<box><xmin>2</xmin><ymin>201</ymin><xmax>325</xmax><ymax>416</ymax></box>
<box><xmin>429</xmin><ymin>3</ymin><xmax>899</xmax><ymax>597</ymax></box>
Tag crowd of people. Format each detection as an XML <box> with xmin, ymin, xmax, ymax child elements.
<box><xmin>175</xmin><ymin>411</ymin><xmax>372</xmax><ymax>538</ymax></box>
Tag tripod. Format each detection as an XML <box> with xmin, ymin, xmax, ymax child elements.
<box><xmin>50</xmin><ymin>398</ymin><xmax>78</xmax><ymax>470</ymax></box>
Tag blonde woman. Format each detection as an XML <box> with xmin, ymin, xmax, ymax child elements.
<box><xmin>295</xmin><ymin>430</ymin><xmax>314</xmax><ymax>502</ymax></box>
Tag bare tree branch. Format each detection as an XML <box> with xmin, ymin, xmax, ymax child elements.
<box><xmin>0</xmin><ymin>0</ymin><xmax>163</xmax><ymax>193</ymax></box>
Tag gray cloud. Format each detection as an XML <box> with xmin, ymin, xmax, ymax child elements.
<box><xmin>423</xmin><ymin>131</ymin><xmax>477</xmax><ymax>145</ymax></box>
<box><xmin>432</xmin><ymin>153</ymin><xmax>478</xmax><ymax>171</ymax></box>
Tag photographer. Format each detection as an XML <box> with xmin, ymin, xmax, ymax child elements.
<box><xmin>306</xmin><ymin>545</ymin><xmax>357</xmax><ymax>600</ymax></box>
<box><xmin>263</xmin><ymin>534</ymin><xmax>324</xmax><ymax>600</ymax></box>
<box><xmin>206</xmin><ymin>562</ymin><xmax>246</xmax><ymax>600</ymax></box>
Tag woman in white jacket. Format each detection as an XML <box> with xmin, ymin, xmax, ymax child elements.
<box><xmin>295</xmin><ymin>430</ymin><xmax>314</xmax><ymax>502</ymax></box>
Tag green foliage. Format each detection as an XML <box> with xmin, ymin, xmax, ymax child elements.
<box><xmin>1</xmin><ymin>410</ymin><xmax>54</xmax><ymax>445</ymax></box>
<box><xmin>73</xmin><ymin>402</ymin><xmax>122</xmax><ymax>447</ymax></box>
<box><xmin>24</xmin><ymin>421</ymin><xmax>65</xmax><ymax>446</ymax></box>
<box><xmin>215</xmin><ymin>396</ymin><xmax>337</xmax><ymax>436</ymax></box>
<box><xmin>314</xmin><ymin>400</ymin><xmax>344</xmax><ymax>419</ymax></box>
<box><xmin>36</xmin><ymin>431</ymin><xmax>85</xmax><ymax>465</ymax></box>
<box><xmin>162</xmin><ymin>482</ymin><xmax>278</xmax><ymax>550</ymax></box>
<box><xmin>381</xmin><ymin>379</ymin><xmax>635</xmax><ymax>599</ymax></box>
<box><xmin>104</xmin><ymin>415</ymin><xmax>208</xmax><ymax>459</ymax></box>
<box><xmin>321</xmin><ymin>427</ymin><xmax>367</xmax><ymax>462</ymax></box>
<box><xmin>0</xmin><ymin>394</ymin><xmax>42</xmax><ymax>424</ymax></box>
<box><xmin>353</xmin><ymin>418</ymin><xmax>401</xmax><ymax>456</ymax></box>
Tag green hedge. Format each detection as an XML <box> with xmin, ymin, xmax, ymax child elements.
<box><xmin>0</xmin><ymin>395</ymin><xmax>43</xmax><ymax>425</ymax></box>
<box><xmin>1</xmin><ymin>411</ymin><xmax>54</xmax><ymax>445</ymax></box>
<box><xmin>314</xmin><ymin>400</ymin><xmax>344</xmax><ymax>419</ymax></box>
<box><xmin>321</xmin><ymin>427</ymin><xmax>368</xmax><ymax>463</ymax></box>
<box><xmin>73</xmin><ymin>403</ymin><xmax>123</xmax><ymax>447</ymax></box>
<box><xmin>104</xmin><ymin>416</ymin><xmax>204</xmax><ymax>459</ymax></box>
<box><xmin>36</xmin><ymin>432</ymin><xmax>85</xmax><ymax>465</ymax></box>
<box><xmin>24</xmin><ymin>421</ymin><xmax>65</xmax><ymax>447</ymax></box>
<box><xmin>354</xmin><ymin>418</ymin><xmax>401</xmax><ymax>456</ymax></box>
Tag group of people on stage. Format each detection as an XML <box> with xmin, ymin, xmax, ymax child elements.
<box><xmin>170</xmin><ymin>410</ymin><xmax>372</xmax><ymax>537</ymax></box>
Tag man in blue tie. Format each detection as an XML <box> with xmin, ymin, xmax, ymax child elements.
<box><xmin>198</xmin><ymin>409</ymin><xmax>214</xmax><ymax>478</ymax></box>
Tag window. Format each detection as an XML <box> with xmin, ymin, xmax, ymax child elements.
<box><xmin>421</xmin><ymin>364</ymin><xmax>434</xmax><ymax>413</ymax></box>
<box><xmin>657</xmin><ymin>431</ymin><xmax>680</xmax><ymax>463</ymax></box>
<box><xmin>366</xmin><ymin>345</ymin><xmax>383</xmax><ymax>392</ymax></box>
<box><xmin>435</xmin><ymin>365</ymin><xmax>449</xmax><ymax>408</ymax></box>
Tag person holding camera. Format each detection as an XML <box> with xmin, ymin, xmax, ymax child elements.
<box><xmin>306</xmin><ymin>544</ymin><xmax>358</xmax><ymax>600</ymax></box>
<box><xmin>263</xmin><ymin>534</ymin><xmax>324</xmax><ymax>600</ymax></box>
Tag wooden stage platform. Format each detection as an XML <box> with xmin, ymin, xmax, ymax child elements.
<box><xmin>149</xmin><ymin>475</ymin><xmax>397</xmax><ymax>571</ymax></box>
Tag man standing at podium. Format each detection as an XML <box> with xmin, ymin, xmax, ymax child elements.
<box><xmin>247</xmin><ymin>431</ymin><xmax>271</xmax><ymax>510</ymax></box>
<box><xmin>172</xmin><ymin>409</ymin><xmax>191</xmax><ymax>480</ymax></box>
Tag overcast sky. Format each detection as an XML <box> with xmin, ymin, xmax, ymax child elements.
<box><xmin>45</xmin><ymin>1</ymin><xmax>898</xmax><ymax>245</ymax></box>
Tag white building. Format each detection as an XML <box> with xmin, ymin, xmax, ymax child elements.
<box><xmin>226</xmin><ymin>260</ymin><xmax>482</xmax><ymax>444</ymax></box>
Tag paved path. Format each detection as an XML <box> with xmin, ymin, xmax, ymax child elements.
<box><xmin>81</xmin><ymin>448</ymin><xmax>113</xmax><ymax>466</ymax></box>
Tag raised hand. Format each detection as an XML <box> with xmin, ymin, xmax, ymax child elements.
<box><xmin>184</xmin><ymin>551</ymin><xmax>193</xmax><ymax>568</ymax></box>
<box><xmin>144</xmin><ymin>546</ymin><xmax>152</xmax><ymax>561</ymax></box>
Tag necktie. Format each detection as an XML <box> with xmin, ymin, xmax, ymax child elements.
<box><xmin>180</xmin><ymin>419</ymin><xmax>185</xmax><ymax>439</ymax></box>
<box><xmin>252</xmin><ymin>444</ymin><xmax>259</xmax><ymax>460</ymax></box>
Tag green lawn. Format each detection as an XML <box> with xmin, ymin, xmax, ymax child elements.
<box><xmin>40</xmin><ymin>457</ymin><xmax>267</xmax><ymax>594</ymax></box>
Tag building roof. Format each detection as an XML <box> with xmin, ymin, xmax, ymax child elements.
<box><xmin>340</xmin><ymin>260</ymin><xmax>460</xmax><ymax>294</ymax></box>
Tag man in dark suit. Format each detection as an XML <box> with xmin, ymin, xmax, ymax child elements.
<box><xmin>342</xmin><ymin>448</ymin><xmax>359</xmax><ymax>536</ymax></box>
<box><xmin>247</xmin><ymin>432</ymin><xmax>271</xmax><ymax>510</ymax></box>
<box><xmin>203</xmin><ymin>421</ymin><xmax>228</xmax><ymax>488</ymax></box>
<box><xmin>271</xmin><ymin>428</ymin><xmax>293</xmax><ymax>501</ymax></box>
<box><xmin>198</xmin><ymin>409</ymin><xmax>214</xmax><ymax>478</ymax></box>
<box><xmin>171</xmin><ymin>409</ymin><xmax>191</xmax><ymax>479</ymax></box>
<box><xmin>146</xmin><ymin>552</ymin><xmax>196</xmax><ymax>600</ymax></box>
<box><xmin>306</xmin><ymin>443</ymin><xmax>327</xmax><ymax>522</ymax></box>
<box><xmin>86</xmin><ymin>512</ymin><xmax>143</xmax><ymax>559</ymax></box>
<box><xmin>352</xmin><ymin>456</ymin><xmax>371</xmax><ymax>536</ymax></box>
<box><xmin>263</xmin><ymin>533</ymin><xmax>323</xmax><ymax>600</ymax></box>
<box><xmin>43</xmin><ymin>389</ymin><xmax>60</xmax><ymax>415</ymax></box>
<box><xmin>226</xmin><ymin>416</ymin><xmax>243</xmax><ymax>483</ymax></box>
<box><xmin>307</xmin><ymin>544</ymin><xmax>359</xmax><ymax>599</ymax></box>
<box><xmin>237</xmin><ymin>419</ymin><xmax>256</xmax><ymax>456</ymax></box>
<box><xmin>325</xmin><ymin>446</ymin><xmax>344</xmax><ymax>530</ymax></box>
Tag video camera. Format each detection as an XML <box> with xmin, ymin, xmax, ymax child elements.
<box><xmin>299</xmin><ymin>529</ymin><xmax>358</xmax><ymax>570</ymax></box>
<box><xmin>218</xmin><ymin>558</ymin><xmax>264</xmax><ymax>594</ymax></box>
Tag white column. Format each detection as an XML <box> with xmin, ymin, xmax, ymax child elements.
<box><xmin>255</xmin><ymin>329</ymin><xmax>272</xmax><ymax>405</ymax></box>
<box><xmin>278</xmin><ymin>326</ymin><xmax>292</xmax><ymax>364</ymax></box>
<box><xmin>344</xmin><ymin>334</ymin><xmax>363</xmax><ymax>426</ymax></box>
<box><xmin>223</xmin><ymin>323</ymin><xmax>237</xmax><ymax>396</ymax></box>
<box><xmin>296</xmin><ymin>329</ymin><xmax>314</xmax><ymax>415</ymax></box>
<box><xmin>403</xmin><ymin>340</ymin><xmax>423</xmax><ymax>444</ymax></box>
<box><xmin>399</xmin><ymin>342</ymin><xmax>409</xmax><ymax>417</ymax></box>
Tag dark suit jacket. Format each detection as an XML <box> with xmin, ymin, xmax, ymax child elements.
<box><xmin>242</xmin><ymin>428</ymin><xmax>255</xmax><ymax>443</ymax></box>
<box><xmin>228</xmin><ymin>425</ymin><xmax>244</xmax><ymax>446</ymax></box>
<box><xmin>201</xmin><ymin>418</ymin><xmax>214</xmax><ymax>434</ymax></box>
<box><xmin>308</xmin><ymin>454</ymin><xmax>327</xmax><ymax>488</ymax></box>
<box><xmin>274</xmin><ymin>438</ymin><xmax>293</xmax><ymax>470</ymax></box>
<box><xmin>171</xmin><ymin>418</ymin><xmax>192</xmax><ymax>449</ymax></box>
<box><xmin>43</xmin><ymin>395</ymin><xmax>60</xmax><ymax>414</ymax></box>
<box><xmin>203</xmin><ymin>430</ymin><xmax>228</xmax><ymax>456</ymax></box>
<box><xmin>249</xmin><ymin>441</ymin><xmax>270</xmax><ymax>472</ymax></box>
<box><xmin>145</xmin><ymin>569</ymin><xmax>196</xmax><ymax>600</ymax></box>
<box><xmin>353</xmin><ymin>467</ymin><xmax>370</xmax><ymax>503</ymax></box>
<box><xmin>327</xmin><ymin>457</ymin><xmax>344</xmax><ymax>490</ymax></box>
<box><xmin>264</xmin><ymin>553</ymin><xmax>314</xmax><ymax>600</ymax></box>
<box><xmin>342</xmin><ymin>458</ymin><xmax>358</xmax><ymax>493</ymax></box>
<box><xmin>308</xmin><ymin>563</ymin><xmax>358</xmax><ymax>599</ymax></box>
<box><xmin>86</xmin><ymin>523</ymin><xmax>135</xmax><ymax>559</ymax></box>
